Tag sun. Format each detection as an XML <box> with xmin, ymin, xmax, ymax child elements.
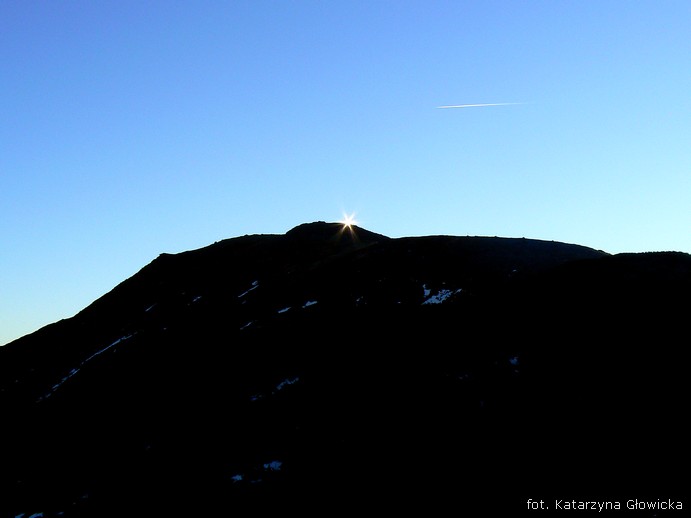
<box><xmin>340</xmin><ymin>212</ymin><xmax>358</xmax><ymax>229</ymax></box>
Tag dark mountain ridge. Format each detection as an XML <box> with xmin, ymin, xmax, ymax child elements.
<box><xmin>2</xmin><ymin>222</ymin><xmax>689</xmax><ymax>516</ymax></box>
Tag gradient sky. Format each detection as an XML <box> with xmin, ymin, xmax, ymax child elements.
<box><xmin>2</xmin><ymin>0</ymin><xmax>690</xmax><ymax>345</ymax></box>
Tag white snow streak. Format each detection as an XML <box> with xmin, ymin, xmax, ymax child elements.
<box><xmin>250</xmin><ymin>377</ymin><xmax>300</xmax><ymax>401</ymax></box>
<box><xmin>275</xmin><ymin>377</ymin><xmax>299</xmax><ymax>391</ymax></box>
<box><xmin>37</xmin><ymin>334</ymin><xmax>136</xmax><ymax>401</ymax></box>
<box><xmin>422</xmin><ymin>284</ymin><xmax>462</xmax><ymax>305</ymax></box>
<box><xmin>238</xmin><ymin>281</ymin><xmax>259</xmax><ymax>299</ymax></box>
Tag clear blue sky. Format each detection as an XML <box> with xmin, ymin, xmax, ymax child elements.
<box><xmin>2</xmin><ymin>1</ymin><xmax>690</xmax><ymax>345</ymax></box>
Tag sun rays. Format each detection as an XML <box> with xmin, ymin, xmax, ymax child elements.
<box><xmin>338</xmin><ymin>212</ymin><xmax>360</xmax><ymax>242</ymax></box>
<box><xmin>340</xmin><ymin>212</ymin><xmax>358</xmax><ymax>230</ymax></box>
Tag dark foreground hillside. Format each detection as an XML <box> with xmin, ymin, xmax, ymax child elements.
<box><xmin>1</xmin><ymin>222</ymin><xmax>689</xmax><ymax>516</ymax></box>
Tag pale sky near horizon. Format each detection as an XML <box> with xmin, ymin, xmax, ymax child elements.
<box><xmin>2</xmin><ymin>1</ymin><xmax>690</xmax><ymax>345</ymax></box>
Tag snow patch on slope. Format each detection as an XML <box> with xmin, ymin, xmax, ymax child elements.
<box><xmin>250</xmin><ymin>377</ymin><xmax>300</xmax><ymax>401</ymax></box>
<box><xmin>238</xmin><ymin>281</ymin><xmax>259</xmax><ymax>299</ymax></box>
<box><xmin>422</xmin><ymin>284</ymin><xmax>462</xmax><ymax>305</ymax></box>
<box><xmin>37</xmin><ymin>333</ymin><xmax>136</xmax><ymax>402</ymax></box>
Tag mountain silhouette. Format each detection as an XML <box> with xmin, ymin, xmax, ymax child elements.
<box><xmin>1</xmin><ymin>222</ymin><xmax>689</xmax><ymax>516</ymax></box>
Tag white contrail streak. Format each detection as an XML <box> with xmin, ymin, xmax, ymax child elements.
<box><xmin>437</xmin><ymin>102</ymin><xmax>525</xmax><ymax>109</ymax></box>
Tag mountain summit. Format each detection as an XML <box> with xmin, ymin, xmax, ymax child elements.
<box><xmin>285</xmin><ymin>220</ymin><xmax>389</xmax><ymax>244</ymax></box>
<box><xmin>2</xmin><ymin>223</ymin><xmax>689</xmax><ymax>516</ymax></box>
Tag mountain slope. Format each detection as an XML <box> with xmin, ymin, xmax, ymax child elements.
<box><xmin>1</xmin><ymin>222</ymin><xmax>688</xmax><ymax>516</ymax></box>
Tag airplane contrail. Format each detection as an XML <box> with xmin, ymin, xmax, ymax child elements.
<box><xmin>437</xmin><ymin>102</ymin><xmax>525</xmax><ymax>109</ymax></box>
